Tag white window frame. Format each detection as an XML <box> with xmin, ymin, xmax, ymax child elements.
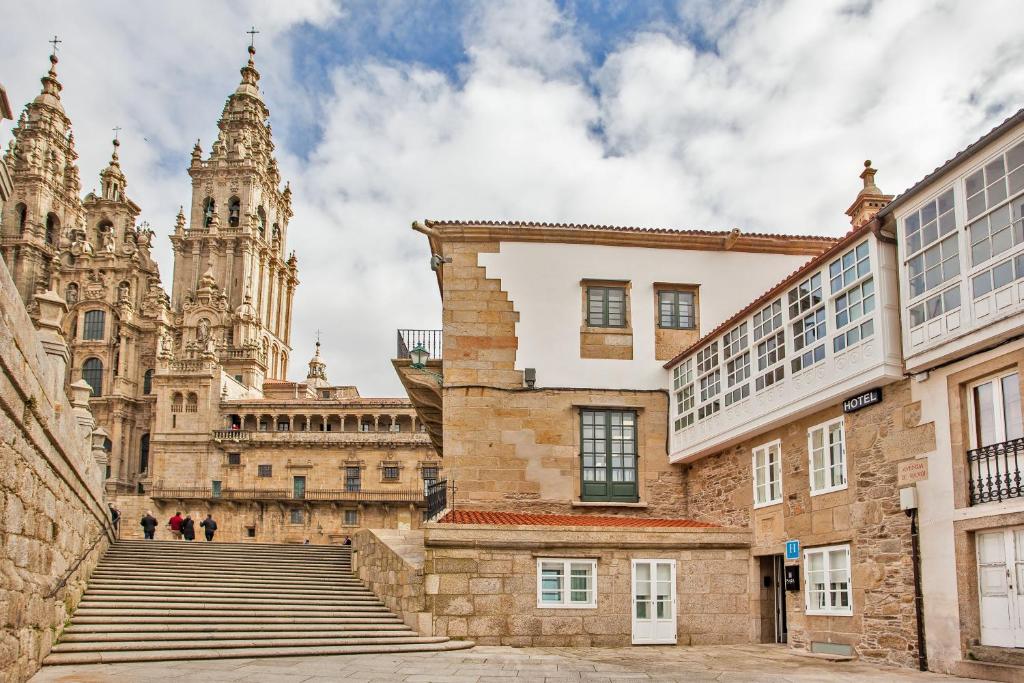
<box><xmin>968</xmin><ymin>371</ymin><xmax>1023</xmax><ymax>449</ymax></box>
<box><xmin>803</xmin><ymin>544</ymin><xmax>853</xmax><ymax>616</ymax></box>
<box><xmin>807</xmin><ymin>417</ymin><xmax>847</xmax><ymax>496</ymax></box>
<box><xmin>536</xmin><ymin>558</ymin><xmax>598</xmax><ymax>609</ymax></box>
<box><xmin>752</xmin><ymin>439</ymin><xmax>783</xmax><ymax>508</ymax></box>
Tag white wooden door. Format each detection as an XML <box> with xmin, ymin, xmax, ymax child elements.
<box><xmin>978</xmin><ymin>528</ymin><xmax>1024</xmax><ymax>647</ymax></box>
<box><xmin>631</xmin><ymin>559</ymin><xmax>676</xmax><ymax>644</ymax></box>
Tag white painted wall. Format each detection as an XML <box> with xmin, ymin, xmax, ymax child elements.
<box><xmin>911</xmin><ymin>337</ymin><xmax>1024</xmax><ymax>674</ymax></box>
<box><xmin>478</xmin><ymin>242</ymin><xmax>811</xmax><ymax>390</ymax></box>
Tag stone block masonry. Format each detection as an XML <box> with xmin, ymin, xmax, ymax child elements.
<box><xmin>0</xmin><ymin>264</ymin><xmax>113</xmax><ymax>682</ymax></box>
<box><xmin>353</xmin><ymin>529</ymin><xmax>432</xmax><ymax>635</ymax></box>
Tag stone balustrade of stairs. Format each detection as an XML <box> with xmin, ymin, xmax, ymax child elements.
<box><xmin>44</xmin><ymin>540</ymin><xmax>471</xmax><ymax>665</ymax></box>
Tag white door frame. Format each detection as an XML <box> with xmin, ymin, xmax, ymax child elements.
<box><xmin>631</xmin><ymin>558</ymin><xmax>677</xmax><ymax>645</ymax></box>
<box><xmin>978</xmin><ymin>526</ymin><xmax>1024</xmax><ymax>647</ymax></box>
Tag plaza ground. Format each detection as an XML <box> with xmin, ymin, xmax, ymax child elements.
<box><xmin>30</xmin><ymin>644</ymin><xmax>984</xmax><ymax>682</ymax></box>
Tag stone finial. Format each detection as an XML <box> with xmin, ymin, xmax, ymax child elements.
<box><xmin>845</xmin><ymin>159</ymin><xmax>894</xmax><ymax>229</ymax></box>
<box><xmin>175</xmin><ymin>206</ymin><xmax>186</xmax><ymax>233</ymax></box>
<box><xmin>90</xmin><ymin>426</ymin><xmax>110</xmax><ymax>477</ymax></box>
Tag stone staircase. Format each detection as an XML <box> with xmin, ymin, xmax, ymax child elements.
<box><xmin>44</xmin><ymin>540</ymin><xmax>471</xmax><ymax>665</ymax></box>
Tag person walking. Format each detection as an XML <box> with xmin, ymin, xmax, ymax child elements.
<box><xmin>200</xmin><ymin>514</ymin><xmax>218</xmax><ymax>542</ymax></box>
<box><xmin>181</xmin><ymin>513</ymin><xmax>196</xmax><ymax>541</ymax></box>
<box><xmin>109</xmin><ymin>504</ymin><xmax>121</xmax><ymax>538</ymax></box>
<box><xmin>168</xmin><ymin>511</ymin><xmax>183</xmax><ymax>540</ymax></box>
<box><xmin>140</xmin><ymin>511</ymin><xmax>157</xmax><ymax>540</ymax></box>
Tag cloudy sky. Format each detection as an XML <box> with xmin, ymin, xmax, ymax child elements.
<box><xmin>3</xmin><ymin>0</ymin><xmax>1023</xmax><ymax>395</ymax></box>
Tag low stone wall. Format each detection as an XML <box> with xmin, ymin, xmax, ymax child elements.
<box><xmin>353</xmin><ymin>529</ymin><xmax>431</xmax><ymax>635</ymax></box>
<box><xmin>423</xmin><ymin>524</ymin><xmax>752</xmax><ymax>646</ymax></box>
<box><xmin>0</xmin><ymin>271</ymin><xmax>113</xmax><ymax>682</ymax></box>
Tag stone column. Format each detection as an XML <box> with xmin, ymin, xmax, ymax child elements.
<box><xmin>33</xmin><ymin>288</ymin><xmax>69</xmax><ymax>398</ymax></box>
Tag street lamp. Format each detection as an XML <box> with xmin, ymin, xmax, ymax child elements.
<box><xmin>407</xmin><ymin>342</ymin><xmax>442</xmax><ymax>385</ymax></box>
<box><xmin>410</xmin><ymin>343</ymin><xmax>430</xmax><ymax>369</ymax></box>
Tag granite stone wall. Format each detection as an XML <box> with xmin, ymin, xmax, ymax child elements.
<box><xmin>0</xmin><ymin>268</ymin><xmax>113</xmax><ymax>682</ymax></box>
<box><xmin>680</xmin><ymin>379</ymin><xmax>934</xmax><ymax>668</ymax></box>
<box><xmin>352</xmin><ymin>528</ymin><xmax>431</xmax><ymax>634</ymax></box>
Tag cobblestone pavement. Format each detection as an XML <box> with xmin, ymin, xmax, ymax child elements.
<box><xmin>31</xmin><ymin>645</ymin><xmax>982</xmax><ymax>682</ymax></box>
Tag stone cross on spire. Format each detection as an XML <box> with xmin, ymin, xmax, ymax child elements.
<box><xmin>247</xmin><ymin>26</ymin><xmax>260</xmax><ymax>48</ymax></box>
<box><xmin>49</xmin><ymin>35</ymin><xmax>61</xmax><ymax>57</ymax></box>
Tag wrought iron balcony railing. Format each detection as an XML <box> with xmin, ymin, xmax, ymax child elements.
<box><xmin>425</xmin><ymin>478</ymin><xmax>449</xmax><ymax>520</ymax></box>
<box><xmin>397</xmin><ymin>329</ymin><xmax>442</xmax><ymax>360</ymax></box>
<box><xmin>968</xmin><ymin>437</ymin><xmax>1024</xmax><ymax>505</ymax></box>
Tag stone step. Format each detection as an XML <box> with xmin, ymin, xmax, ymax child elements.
<box><xmin>76</xmin><ymin>602</ymin><xmax>390</xmax><ymax>613</ymax></box>
<box><xmin>86</xmin><ymin>580</ymin><xmax>366</xmax><ymax>592</ymax></box>
<box><xmin>89</xmin><ymin>571</ymin><xmax>356</xmax><ymax>583</ymax></box>
<box><xmin>97</xmin><ymin>559</ymin><xmax>351</xmax><ymax>570</ymax></box>
<box><xmin>52</xmin><ymin>634</ymin><xmax>442</xmax><ymax>653</ymax></box>
<box><xmin>101</xmin><ymin>553</ymin><xmax>351</xmax><ymax>564</ymax></box>
<box><xmin>72</xmin><ymin>608</ymin><xmax>392</xmax><ymax>619</ymax></box>
<box><xmin>70</xmin><ymin>615</ymin><xmax>403</xmax><ymax>625</ymax></box>
<box><xmin>84</xmin><ymin>586</ymin><xmax>376</xmax><ymax>598</ymax></box>
<box><xmin>63</xmin><ymin>623</ymin><xmax>414</xmax><ymax>635</ymax></box>
<box><xmin>79</xmin><ymin>594</ymin><xmax>383</xmax><ymax>607</ymax></box>
<box><xmin>111</xmin><ymin>541</ymin><xmax>352</xmax><ymax>553</ymax></box>
<box><xmin>44</xmin><ymin>639</ymin><xmax>474</xmax><ymax>665</ymax></box>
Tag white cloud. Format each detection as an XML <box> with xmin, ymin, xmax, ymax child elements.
<box><xmin>3</xmin><ymin>0</ymin><xmax>1023</xmax><ymax>395</ymax></box>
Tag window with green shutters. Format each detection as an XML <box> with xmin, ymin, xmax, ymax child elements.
<box><xmin>586</xmin><ymin>286</ymin><xmax>627</xmax><ymax>327</ymax></box>
<box><xmin>580</xmin><ymin>409</ymin><xmax>638</xmax><ymax>502</ymax></box>
<box><xmin>658</xmin><ymin>290</ymin><xmax>696</xmax><ymax>329</ymax></box>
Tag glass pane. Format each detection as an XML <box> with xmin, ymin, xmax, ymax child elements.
<box><xmin>974</xmin><ymin>382</ymin><xmax>997</xmax><ymax>447</ymax></box>
<box><xmin>1003</xmin><ymin>374</ymin><xmax>1023</xmax><ymax>441</ymax></box>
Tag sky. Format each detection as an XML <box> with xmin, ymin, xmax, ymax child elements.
<box><xmin>3</xmin><ymin>0</ymin><xmax>1023</xmax><ymax>395</ymax></box>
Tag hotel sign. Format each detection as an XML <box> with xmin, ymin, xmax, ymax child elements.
<box><xmin>843</xmin><ymin>388</ymin><xmax>882</xmax><ymax>413</ymax></box>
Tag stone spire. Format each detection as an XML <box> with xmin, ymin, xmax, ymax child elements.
<box><xmin>99</xmin><ymin>136</ymin><xmax>127</xmax><ymax>202</ymax></box>
<box><xmin>0</xmin><ymin>47</ymin><xmax>84</xmax><ymax>310</ymax></box>
<box><xmin>307</xmin><ymin>339</ymin><xmax>327</xmax><ymax>382</ymax></box>
<box><xmin>846</xmin><ymin>160</ymin><xmax>894</xmax><ymax>229</ymax></box>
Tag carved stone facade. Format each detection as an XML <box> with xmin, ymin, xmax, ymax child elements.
<box><xmin>1</xmin><ymin>49</ymin><xmax>433</xmax><ymax>541</ymax></box>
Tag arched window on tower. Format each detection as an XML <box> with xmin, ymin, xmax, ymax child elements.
<box><xmin>171</xmin><ymin>392</ymin><xmax>183</xmax><ymax>412</ymax></box>
<box><xmin>228</xmin><ymin>197</ymin><xmax>241</xmax><ymax>228</ymax></box>
<box><xmin>203</xmin><ymin>197</ymin><xmax>215</xmax><ymax>227</ymax></box>
<box><xmin>82</xmin><ymin>358</ymin><xmax>103</xmax><ymax>396</ymax></box>
<box><xmin>45</xmin><ymin>213</ymin><xmax>59</xmax><ymax>246</ymax></box>
<box><xmin>15</xmin><ymin>203</ymin><xmax>27</xmax><ymax>236</ymax></box>
<box><xmin>186</xmin><ymin>393</ymin><xmax>198</xmax><ymax>413</ymax></box>
<box><xmin>142</xmin><ymin>369</ymin><xmax>154</xmax><ymax>395</ymax></box>
<box><xmin>139</xmin><ymin>433</ymin><xmax>150</xmax><ymax>473</ymax></box>
<box><xmin>257</xmin><ymin>207</ymin><xmax>267</xmax><ymax>238</ymax></box>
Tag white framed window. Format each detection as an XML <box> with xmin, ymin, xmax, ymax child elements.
<box><xmin>722</xmin><ymin>323</ymin><xmax>748</xmax><ymax>361</ymax></box>
<box><xmin>537</xmin><ymin>558</ymin><xmax>597</xmax><ymax>608</ymax></box>
<box><xmin>752</xmin><ymin>299</ymin><xmax>783</xmax><ymax>341</ymax></box>
<box><xmin>755</xmin><ymin>330</ymin><xmax>785</xmax><ymax>392</ymax></box>
<box><xmin>804</xmin><ymin>544</ymin><xmax>852</xmax><ymax>616</ymax></box>
<box><xmin>829</xmin><ymin>241</ymin><xmax>871</xmax><ymax>294</ymax></box>
<box><xmin>969</xmin><ymin>371</ymin><xmax>1024</xmax><ymax>449</ymax></box>
<box><xmin>908</xmin><ymin>284</ymin><xmax>961</xmax><ymax>328</ymax></box>
<box><xmin>672</xmin><ymin>359</ymin><xmax>696</xmax><ymax>432</ymax></box>
<box><xmin>808</xmin><ymin>417</ymin><xmax>847</xmax><ymax>495</ymax></box>
<box><xmin>752</xmin><ymin>440</ymin><xmax>782</xmax><ymax>508</ymax></box>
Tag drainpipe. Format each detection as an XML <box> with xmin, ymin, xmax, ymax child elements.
<box><xmin>908</xmin><ymin>507</ymin><xmax>929</xmax><ymax>671</ymax></box>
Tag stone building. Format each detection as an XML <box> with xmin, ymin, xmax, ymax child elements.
<box><xmin>664</xmin><ymin>165</ymin><xmax>933</xmax><ymax>667</ymax></box>
<box><xmin>1</xmin><ymin>47</ymin><xmax>436</xmax><ymax>544</ymax></box>
<box><xmin>381</xmin><ymin>220</ymin><xmax>838</xmax><ymax>646</ymax></box>
<box><xmin>875</xmin><ymin>107</ymin><xmax>1024</xmax><ymax>681</ymax></box>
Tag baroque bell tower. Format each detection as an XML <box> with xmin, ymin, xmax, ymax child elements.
<box><xmin>0</xmin><ymin>47</ymin><xmax>84</xmax><ymax>315</ymax></box>
<box><xmin>169</xmin><ymin>40</ymin><xmax>298</xmax><ymax>387</ymax></box>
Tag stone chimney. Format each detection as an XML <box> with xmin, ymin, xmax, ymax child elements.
<box><xmin>845</xmin><ymin>160</ymin><xmax>894</xmax><ymax>229</ymax></box>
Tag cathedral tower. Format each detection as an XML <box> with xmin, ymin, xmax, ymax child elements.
<box><xmin>169</xmin><ymin>44</ymin><xmax>297</xmax><ymax>387</ymax></box>
<box><xmin>0</xmin><ymin>51</ymin><xmax>84</xmax><ymax>315</ymax></box>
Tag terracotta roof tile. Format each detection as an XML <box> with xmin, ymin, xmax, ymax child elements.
<box><xmin>423</xmin><ymin>218</ymin><xmax>837</xmax><ymax>243</ymax></box>
<box><xmin>437</xmin><ymin>509</ymin><xmax>717</xmax><ymax>529</ymax></box>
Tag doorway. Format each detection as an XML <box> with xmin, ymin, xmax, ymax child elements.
<box><xmin>978</xmin><ymin>527</ymin><xmax>1024</xmax><ymax>647</ymax></box>
<box><xmin>759</xmin><ymin>554</ymin><xmax>787</xmax><ymax>644</ymax></box>
<box><xmin>631</xmin><ymin>559</ymin><xmax>677</xmax><ymax>644</ymax></box>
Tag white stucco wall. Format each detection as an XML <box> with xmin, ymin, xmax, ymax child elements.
<box><xmin>478</xmin><ymin>242</ymin><xmax>811</xmax><ymax>390</ymax></box>
<box><xmin>912</xmin><ymin>336</ymin><xmax>1024</xmax><ymax>674</ymax></box>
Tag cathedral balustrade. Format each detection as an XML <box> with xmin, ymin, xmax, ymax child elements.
<box><xmin>211</xmin><ymin>429</ymin><xmax>430</xmax><ymax>447</ymax></box>
<box><xmin>168</xmin><ymin>359</ymin><xmax>215</xmax><ymax>373</ymax></box>
<box><xmin>224</xmin><ymin>412</ymin><xmax>424</xmax><ymax>434</ymax></box>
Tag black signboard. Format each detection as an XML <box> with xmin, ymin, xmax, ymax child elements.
<box><xmin>784</xmin><ymin>564</ymin><xmax>800</xmax><ymax>592</ymax></box>
<box><xmin>843</xmin><ymin>387</ymin><xmax>882</xmax><ymax>413</ymax></box>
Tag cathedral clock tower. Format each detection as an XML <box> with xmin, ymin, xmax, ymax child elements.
<box><xmin>169</xmin><ymin>43</ymin><xmax>298</xmax><ymax>387</ymax></box>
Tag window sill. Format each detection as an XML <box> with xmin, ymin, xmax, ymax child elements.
<box><xmin>573</xmin><ymin>500</ymin><xmax>646</xmax><ymax>508</ymax></box>
<box><xmin>536</xmin><ymin>603</ymin><xmax>597</xmax><ymax>610</ymax></box>
<box><xmin>581</xmin><ymin>325</ymin><xmax>633</xmax><ymax>336</ymax></box>
<box><xmin>804</xmin><ymin>609</ymin><xmax>853</xmax><ymax>617</ymax></box>
<box><xmin>810</xmin><ymin>484</ymin><xmax>848</xmax><ymax>497</ymax></box>
<box><xmin>753</xmin><ymin>500</ymin><xmax>782</xmax><ymax>510</ymax></box>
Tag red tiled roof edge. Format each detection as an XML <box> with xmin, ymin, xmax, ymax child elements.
<box><xmin>423</xmin><ymin>218</ymin><xmax>838</xmax><ymax>243</ymax></box>
<box><xmin>437</xmin><ymin>509</ymin><xmax>718</xmax><ymax>529</ymax></box>
<box><xmin>662</xmin><ymin>220</ymin><xmax>878</xmax><ymax>369</ymax></box>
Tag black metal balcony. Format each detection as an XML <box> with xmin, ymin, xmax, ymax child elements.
<box><xmin>425</xmin><ymin>478</ymin><xmax>448</xmax><ymax>520</ymax></box>
<box><xmin>397</xmin><ymin>329</ymin><xmax>442</xmax><ymax>360</ymax></box>
<box><xmin>968</xmin><ymin>437</ymin><xmax>1024</xmax><ymax>505</ymax></box>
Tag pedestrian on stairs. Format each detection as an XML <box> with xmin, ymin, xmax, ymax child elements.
<box><xmin>168</xmin><ymin>511</ymin><xmax>183</xmax><ymax>540</ymax></box>
<box><xmin>200</xmin><ymin>514</ymin><xmax>218</xmax><ymax>542</ymax></box>
<box><xmin>140</xmin><ymin>511</ymin><xmax>157</xmax><ymax>540</ymax></box>
<box><xmin>108</xmin><ymin>504</ymin><xmax>121</xmax><ymax>538</ymax></box>
<box><xmin>181</xmin><ymin>513</ymin><xmax>196</xmax><ymax>541</ymax></box>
